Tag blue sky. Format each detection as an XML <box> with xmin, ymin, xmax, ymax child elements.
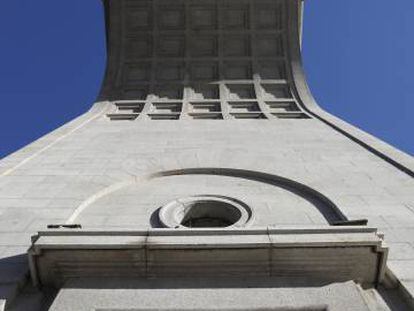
<box><xmin>0</xmin><ymin>0</ymin><xmax>413</xmax><ymax>158</ymax></box>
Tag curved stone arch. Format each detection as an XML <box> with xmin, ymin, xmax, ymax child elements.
<box><xmin>67</xmin><ymin>167</ymin><xmax>347</xmax><ymax>225</ymax></box>
<box><xmin>151</xmin><ymin>167</ymin><xmax>347</xmax><ymax>224</ymax></box>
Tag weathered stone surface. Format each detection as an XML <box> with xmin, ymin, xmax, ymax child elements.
<box><xmin>29</xmin><ymin>228</ymin><xmax>387</xmax><ymax>288</ymax></box>
<box><xmin>47</xmin><ymin>279</ymin><xmax>377</xmax><ymax>311</ymax></box>
<box><xmin>0</xmin><ymin>0</ymin><xmax>413</xmax><ymax>310</ymax></box>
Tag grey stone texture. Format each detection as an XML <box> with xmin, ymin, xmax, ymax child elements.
<box><xmin>48</xmin><ymin>279</ymin><xmax>381</xmax><ymax>311</ymax></box>
<box><xmin>0</xmin><ymin>0</ymin><xmax>413</xmax><ymax>310</ymax></box>
<box><xmin>29</xmin><ymin>227</ymin><xmax>387</xmax><ymax>288</ymax></box>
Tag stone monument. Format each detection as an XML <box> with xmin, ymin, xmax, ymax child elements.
<box><xmin>0</xmin><ymin>0</ymin><xmax>413</xmax><ymax>310</ymax></box>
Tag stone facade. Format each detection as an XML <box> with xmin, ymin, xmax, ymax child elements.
<box><xmin>0</xmin><ymin>1</ymin><xmax>413</xmax><ymax>310</ymax></box>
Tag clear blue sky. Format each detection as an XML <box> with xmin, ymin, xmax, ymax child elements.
<box><xmin>0</xmin><ymin>0</ymin><xmax>413</xmax><ymax>158</ymax></box>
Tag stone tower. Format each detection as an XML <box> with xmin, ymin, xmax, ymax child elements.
<box><xmin>0</xmin><ymin>1</ymin><xmax>413</xmax><ymax>310</ymax></box>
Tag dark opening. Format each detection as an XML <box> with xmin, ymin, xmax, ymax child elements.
<box><xmin>180</xmin><ymin>201</ymin><xmax>242</xmax><ymax>228</ymax></box>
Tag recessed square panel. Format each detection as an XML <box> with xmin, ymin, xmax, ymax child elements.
<box><xmin>107</xmin><ymin>113</ymin><xmax>139</xmax><ymax>121</ymax></box>
<box><xmin>226</xmin><ymin>84</ymin><xmax>256</xmax><ymax>100</ymax></box>
<box><xmin>190</xmin><ymin>36</ymin><xmax>218</xmax><ymax>57</ymax></box>
<box><xmin>266</xmin><ymin>101</ymin><xmax>299</xmax><ymax>112</ymax></box>
<box><xmin>124</xmin><ymin>63</ymin><xmax>151</xmax><ymax>84</ymax></box>
<box><xmin>222</xmin><ymin>6</ymin><xmax>249</xmax><ymax>30</ymax></box>
<box><xmin>272</xmin><ymin>112</ymin><xmax>310</xmax><ymax>119</ymax></box>
<box><xmin>190</xmin><ymin>6</ymin><xmax>217</xmax><ymax>30</ymax></box>
<box><xmin>254</xmin><ymin>4</ymin><xmax>282</xmax><ymax>29</ymax></box>
<box><xmin>257</xmin><ymin>61</ymin><xmax>286</xmax><ymax>80</ymax></box>
<box><xmin>224</xmin><ymin>61</ymin><xmax>252</xmax><ymax>79</ymax></box>
<box><xmin>228</xmin><ymin>101</ymin><xmax>260</xmax><ymax>112</ymax></box>
<box><xmin>158</xmin><ymin>7</ymin><xmax>185</xmax><ymax>29</ymax></box>
<box><xmin>156</xmin><ymin>62</ymin><xmax>185</xmax><ymax>81</ymax></box>
<box><xmin>117</xmin><ymin>0</ymin><xmax>295</xmax><ymax>122</ymax></box>
<box><xmin>115</xmin><ymin>101</ymin><xmax>145</xmax><ymax>113</ymax></box>
<box><xmin>189</xmin><ymin>102</ymin><xmax>221</xmax><ymax>112</ymax></box>
<box><xmin>126</xmin><ymin>7</ymin><xmax>153</xmax><ymax>31</ymax></box>
<box><xmin>231</xmin><ymin>112</ymin><xmax>267</xmax><ymax>119</ymax></box>
<box><xmin>122</xmin><ymin>87</ymin><xmax>149</xmax><ymax>100</ymax></box>
<box><xmin>151</xmin><ymin>102</ymin><xmax>182</xmax><ymax>113</ymax></box>
<box><xmin>125</xmin><ymin>36</ymin><xmax>152</xmax><ymax>59</ymax></box>
<box><xmin>189</xmin><ymin>113</ymin><xmax>223</xmax><ymax>120</ymax></box>
<box><xmin>190</xmin><ymin>62</ymin><xmax>219</xmax><ymax>81</ymax></box>
<box><xmin>157</xmin><ymin>36</ymin><xmax>185</xmax><ymax>57</ymax></box>
<box><xmin>261</xmin><ymin>84</ymin><xmax>292</xmax><ymax>99</ymax></box>
<box><xmin>189</xmin><ymin>84</ymin><xmax>220</xmax><ymax>100</ymax></box>
<box><xmin>255</xmin><ymin>35</ymin><xmax>284</xmax><ymax>56</ymax></box>
<box><xmin>223</xmin><ymin>35</ymin><xmax>250</xmax><ymax>57</ymax></box>
<box><xmin>148</xmin><ymin>113</ymin><xmax>180</xmax><ymax>120</ymax></box>
<box><xmin>153</xmin><ymin>85</ymin><xmax>183</xmax><ymax>100</ymax></box>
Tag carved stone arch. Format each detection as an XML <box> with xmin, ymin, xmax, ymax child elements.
<box><xmin>67</xmin><ymin>167</ymin><xmax>348</xmax><ymax>227</ymax></box>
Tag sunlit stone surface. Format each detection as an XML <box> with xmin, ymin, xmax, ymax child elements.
<box><xmin>0</xmin><ymin>1</ymin><xmax>413</xmax><ymax>310</ymax></box>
